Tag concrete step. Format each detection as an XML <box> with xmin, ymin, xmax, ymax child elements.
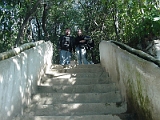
<box><xmin>41</xmin><ymin>77</ymin><xmax>111</xmax><ymax>86</ymax></box>
<box><xmin>51</xmin><ymin>64</ymin><xmax>64</xmax><ymax>69</ymax></box>
<box><xmin>44</xmin><ymin>71</ymin><xmax>109</xmax><ymax>79</ymax></box>
<box><xmin>50</xmin><ymin>64</ymin><xmax>104</xmax><ymax>74</ymax></box>
<box><xmin>32</xmin><ymin>91</ymin><xmax>121</xmax><ymax>104</ymax></box>
<box><xmin>37</xmin><ymin>83</ymin><xmax>117</xmax><ymax>93</ymax></box>
<box><xmin>52</xmin><ymin>67</ymin><xmax>105</xmax><ymax>73</ymax></box>
<box><xmin>24</xmin><ymin>103</ymin><xmax>127</xmax><ymax>116</ymax></box>
<box><xmin>70</xmin><ymin>72</ymin><xmax>109</xmax><ymax>78</ymax></box>
<box><xmin>43</xmin><ymin>72</ymin><xmax>72</xmax><ymax>79</ymax></box>
<box><xmin>21</xmin><ymin>115</ymin><xmax>125</xmax><ymax>120</ymax></box>
<box><xmin>15</xmin><ymin>113</ymin><xmax>136</xmax><ymax>120</ymax></box>
<box><xmin>66</xmin><ymin>67</ymin><xmax>104</xmax><ymax>73</ymax></box>
<box><xmin>13</xmin><ymin>64</ymin><xmax>133</xmax><ymax>120</ymax></box>
<box><xmin>74</xmin><ymin>64</ymin><xmax>102</xmax><ymax>68</ymax></box>
<box><xmin>34</xmin><ymin>114</ymin><xmax>136</xmax><ymax>120</ymax></box>
<box><xmin>51</xmin><ymin>64</ymin><xmax>102</xmax><ymax>70</ymax></box>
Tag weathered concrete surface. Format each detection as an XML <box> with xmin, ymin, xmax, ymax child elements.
<box><xmin>15</xmin><ymin>64</ymin><xmax>131</xmax><ymax>120</ymax></box>
<box><xmin>99</xmin><ymin>40</ymin><xmax>160</xmax><ymax>120</ymax></box>
<box><xmin>154</xmin><ymin>40</ymin><xmax>160</xmax><ymax>60</ymax></box>
<box><xmin>0</xmin><ymin>41</ymin><xmax>53</xmax><ymax>120</ymax></box>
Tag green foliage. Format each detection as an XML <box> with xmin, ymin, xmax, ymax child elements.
<box><xmin>0</xmin><ymin>0</ymin><xmax>160</xmax><ymax>63</ymax></box>
<box><xmin>99</xmin><ymin>0</ymin><xmax>160</xmax><ymax>50</ymax></box>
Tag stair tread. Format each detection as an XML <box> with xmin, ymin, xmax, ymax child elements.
<box><xmin>74</xmin><ymin>64</ymin><xmax>102</xmax><ymax>68</ymax></box>
<box><xmin>25</xmin><ymin>103</ymin><xmax>127</xmax><ymax>116</ymax></box>
<box><xmin>41</xmin><ymin>77</ymin><xmax>111</xmax><ymax>85</ymax></box>
<box><xmin>37</xmin><ymin>83</ymin><xmax>117</xmax><ymax>93</ymax></box>
<box><xmin>30</xmin><ymin>115</ymin><xmax>124</xmax><ymax>120</ymax></box>
<box><xmin>70</xmin><ymin>72</ymin><xmax>108</xmax><ymax>77</ymax></box>
<box><xmin>63</xmin><ymin>67</ymin><xmax>105</xmax><ymax>73</ymax></box>
<box><xmin>32</xmin><ymin>92</ymin><xmax>121</xmax><ymax>104</ymax></box>
<box><xmin>17</xmin><ymin>114</ymin><xmax>136</xmax><ymax>120</ymax></box>
<box><xmin>44</xmin><ymin>71</ymin><xmax>109</xmax><ymax>78</ymax></box>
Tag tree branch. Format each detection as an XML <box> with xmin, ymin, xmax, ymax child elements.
<box><xmin>15</xmin><ymin>0</ymin><xmax>41</xmax><ymax>47</ymax></box>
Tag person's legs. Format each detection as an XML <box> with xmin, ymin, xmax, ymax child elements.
<box><xmin>66</xmin><ymin>51</ymin><xmax>71</xmax><ymax>65</ymax></box>
<box><xmin>90</xmin><ymin>49</ymin><xmax>94</xmax><ymax>64</ymax></box>
<box><xmin>81</xmin><ymin>48</ymin><xmax>88</xmax><ymax>64</ymax></box>
<box><xmin>60</xmin><ymin>50</ymin><xmax>67</xmax><ymax>65</ymax></box>
<box><xmin>76</xmin><ymin>47</ymin><xmax>82</xmax><ymax>65</ymax></box>
<box><xmin>59</xmin><ymin>50</ymin><xmax>62</xmax><ymax>64</ymax></box>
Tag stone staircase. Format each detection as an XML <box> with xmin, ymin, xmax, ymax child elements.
<box><xmin>15</xmin><ymin>64</ymin><xmax>135</xmax><ymax>120</ymax></box>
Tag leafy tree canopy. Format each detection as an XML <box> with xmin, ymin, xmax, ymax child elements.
<box><xmin>0</xmin><ymin>0</ymin><xmax>160</xmax><ymax>63</ymax></box>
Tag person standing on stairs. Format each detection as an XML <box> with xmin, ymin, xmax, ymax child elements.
<box><xmin>75</xmin><ymin>29</ymin><xmax>89</xmax><ymax>65</ymax></box>
<box><xmin>58</xmin><ymin>28</ymin><xmax>75</xmax><ymax>65</ymax></box>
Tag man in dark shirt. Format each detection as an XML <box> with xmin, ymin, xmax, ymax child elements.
<box><xmin>58</xmin><ymin>28</ymin><xmax>75</xmax><ymax>65</ymax></box>
<box><xmin>75</xmin><ymin>29</ymin><xmax>88</xmax><ymax>64</ymax></box>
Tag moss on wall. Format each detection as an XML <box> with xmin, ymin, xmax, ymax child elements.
<box><xmin>126</xmin><ymin>73</ymin><xmax>152</xmax><ymax>120</ymax></box>
<box><xmin>112</xmin><ymin>40</ymin><xmax>154</xmax><ymax>120</ymax></box>
<box><xmin>100</xmin><ymin>40</ymin><xmax>156</xmax><ymax>120</ymax></box>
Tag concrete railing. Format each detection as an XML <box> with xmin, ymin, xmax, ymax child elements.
<box><xmin>99</xmin><ymin>40</ymin><xmax>160</xmax><ymax>120</ymax></box>
<box><xmin>0</xmin><ymin>41</ymin><xmax>53</xmax><ymax>120</ymax></box>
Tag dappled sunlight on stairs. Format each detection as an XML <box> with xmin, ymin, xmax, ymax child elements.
<box><xmin>14</xmin><ymin>64</ymin><xmax>136</xmax><ymax>120</ymax></box>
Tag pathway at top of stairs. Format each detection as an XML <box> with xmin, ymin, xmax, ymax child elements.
<box><xmin>14</xmin><ymin>64</ymin><xmax>136</xmax><ymax>120</ymax></box>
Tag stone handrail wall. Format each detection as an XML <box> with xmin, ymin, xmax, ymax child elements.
<box><xmin>0</xmin><ymin>40</ymin><xmax>44</xmax><ymax>61</ymax></box>
<box><xmin>99</xmin><ymin>40</ymin><xmax>160</xmax><ymax>120</ymax></box>
<box><xmin>0</xmin><ymin>41</ymin><xmax>53</xmax><ymax>120</ymax></box>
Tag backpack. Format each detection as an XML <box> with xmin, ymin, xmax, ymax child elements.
<box><xmin>84</xmin><ymin>36</ymin><xmax>94</xmax><ymax>50</ymax></box>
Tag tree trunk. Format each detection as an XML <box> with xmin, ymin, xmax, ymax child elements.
<box><xmin>15</xmin><ymin>0</ymin><xmax>41</xmax><ymax>47</ymax></box>
<box><xmin>42</xmin><ymin>3</ymin><xmax>50</xmax><ymax>41</ymax></box>
<box><xmin>112</xmin><ymin>3</ymin><xmax>120</xmax><ymax>41</ymax></box>
<box><xmin>35</xmin><ymin>15</ymin><xmax>41</xmax><ymax>40</ymax></box>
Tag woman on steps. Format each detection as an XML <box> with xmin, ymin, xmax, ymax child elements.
<box><xmin>75</xmin><ymin>29</ymin><xmax>89</xmax><ymax>65</ymax></box>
